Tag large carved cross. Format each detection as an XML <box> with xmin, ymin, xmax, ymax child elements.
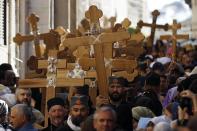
<box><xmin>62</xmin><ymin>31</ymin><xmax>130</xmax><ymax>96</ymax></box>
<box><xmin>14</xmin><ymin>13</ymin><xmax>42</xmax><ymax>57</ymax></box>
<box><xmin>18</xmin><ymin>50</ymin><xmax>84</xmax><ymax>127</ymax></box>
<box><xmin>160</xmin><ymin>20</ymin><xmax>189</xmax><ymax>60</ymax></box>
<box><xmin>13</xmin><ymin>13</ymin><xmax>60</xmax><ymax>58</ymax></box>
<box><xmin>137</xmin><ymin>10</ymin><xmax>168</xmax><ymax>48</ymax></box>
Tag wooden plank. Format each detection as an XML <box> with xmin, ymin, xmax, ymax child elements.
<box><xmin>94</xmin><ymin>42</ymin><xmax>108</xmax><ymax>96</ymax></box>
<box><xmin>38</xmin><ymin>59</ymin><xmax>67</xmax><ymax>69</ymax></box>
<box><xmin>18</xmin><ymin>78</ymin><xmax>84</xmax><ymax>88</ymax></box>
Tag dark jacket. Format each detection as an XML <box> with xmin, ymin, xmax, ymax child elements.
<box><xmin>109</xmin><ymin>101</ymin><xmax>133</xmax><ymax>131</ymax></box>
<box><xmin>135</xmin><ymin>90</ymin><xmax>163</xmax><ymax>116</ymax></box>
<box><xmin>55</xmin><ymin>122</ymin><xmax>74</xmax><ymax>131</ymax></box>
<box><xmin>42</xmin><ymin>124</ymin><xmax>58</xmax><ymax>131</ymax></box>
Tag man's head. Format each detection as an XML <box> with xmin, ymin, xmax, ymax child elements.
<box><xmin>93</xmin><ymin>106</ymin><xmax>116</xmax><ymax>131</ymax></box>
<box><xmin>47</xmin><ymin>97</ymin><xmax>66</xmax><ymax>127</ymax></box>
<box><xmin>152</xmin><ymin>62</ymin><xmax>164</xmax><ymax>75</ymax></box>
<box><xmin>108</xmin><ymin>76</ymin><xmax>127</xmax><ymax>102</ymax></box>
<box><xmin>3</xmin><ymin>70</ymin><xmax>16</xmax><ymax>87</ymax></box>
<box><xmin>145</xmin><ymin>72</ymin><xmax>160</xmax><ymax>93</ymax></box>
<box><xmin>69</xmin><ymin>95</ymin><xmax>89</xmax><ymax>126</ymax></box>
<box><xmin>10</xmin><ymin>104</ymin><xmax>33</xmax><ymax>130</ymax></box>
<box><xmin>15</xmin><ymin>88</ymin><xmax>32</xmax><ymax>106</ymax></box>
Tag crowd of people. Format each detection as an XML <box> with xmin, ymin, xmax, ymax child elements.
<box><xmin>0</xmin><ymin>41</ymin><xmax>197</xmax><ymax>131</ymax></box>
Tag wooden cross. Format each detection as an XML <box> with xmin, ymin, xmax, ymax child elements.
<box><xmin>160</xmin><ymin>19</ymin><xmax>189</xmax><ymax>60</ymax></box>
<box><xmin>18</xmin><ymin>50</ymin><xmax>84</xmax><ymax>127</ymax></box>
<box><xmin>85</xmin><ymin>5</ymin><xmax>103</xmax><ymax>35</ymax></box>
<box><xmin>109</xmin><ymin>17</ymin><xmax>116</xmax><ymax>28</ymax></box>
<box><xmin>14</xmin><ymin>13</ymin><xmax>42</xmax><ymax>57</ymax></box>
<box><xmin>137</xmin><ymin>10</ymin><xmax>168</xmax><ymax>47</ymax></box>
<box><xmin>13</xmin><ymin>13</ymin><xmax>61</xmax><ymax>58</ymax></box>
<box><xmin>114</xmin><ymin>18</ymin><xmax>145</xmax><ymax>58</ymax></box>
<box><xmin>121</xmin><ymin>18</ymin><xmax>131</xmax><ymax>30</ymax></box>
<box><xmin>62</xmin><ymin>31</ymin><xmax>130</xmax><ymax>96</ymax></box>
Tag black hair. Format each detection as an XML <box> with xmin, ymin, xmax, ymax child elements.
<box><xmin>152</xmin><ymin>62</ymin><xmax>164</xmax><ymax>72</ymax></box>
<box><xmin>145</xmin><ymin>72</ymin><xmax>160</xmax><ymax>87</ymax></box>
<box><xmin>0</xmin><ymin>63</ymin><xmax>13</xmax><ymax>71</ymax></box>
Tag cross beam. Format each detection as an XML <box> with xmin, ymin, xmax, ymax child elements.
<box><xmin>160</xmin><ymin>19</ymin><xmax>189</xmax><ymax>60</ymax></box>
<box><xmin>137</xmin><ymin>10</ymin><xmax>168</xmax><ymax>47</ymax></box>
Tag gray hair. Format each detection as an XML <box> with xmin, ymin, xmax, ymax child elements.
<box><xmin>93</xmin><ymin>106</ymin><xmax>117</xmax><ymax>121</ymax></box>
<box><xmin>12</xmin><ymin>104</ymin><xmax>34</xmax><ymax>122</ymax></box>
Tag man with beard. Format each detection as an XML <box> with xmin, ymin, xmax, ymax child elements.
<box><xmin>15</xmin><ymin>88</ymin><xmax>44</xmax><ymax>124</ymax></box>
<box><xmin>56</xmin><ymin>95</ymin><xmax>89</xmax><ymax>131</ymax></box>
<box><xmin>96</xmin><ymin>76</ymin><xmax>133</xmax><ymax>131</ymax></box>
<box><xmin>42</xmin><ymin>97</ymin><xmax>67</xmax><ymax>131</ymax></box>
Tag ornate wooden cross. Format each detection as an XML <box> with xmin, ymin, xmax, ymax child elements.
<box><xmin>18</xmin><ymin>50</ymin><xmax>84</xmax><ymax>127</ymax></box>
<box><xmin>121</xmin><ymin>18</ymin><xmax>132</xmax><ymax>30</ymax></box>
<box><xmin>137</xmin><ymin>10</ymin><xmax>168</xmax><ymax>48</ymax></box>
<box><xmin>160</xmin><ymin>19</ymin><xmax>189</xmax><ymax>60</ymax></box>
<box><xmin>62</xmin><ymin>31</ymin><xmax>130</xmax><ymax>96</ymax></box>
<box><xmin>13</xmin><ymin>13</ymin><xmax>60</xmax><ymax>58</ymax></box>
<box><xmin>13</xmin><ymin>13</ymin><xmax>42</xmax><ymax>57</ymax></box>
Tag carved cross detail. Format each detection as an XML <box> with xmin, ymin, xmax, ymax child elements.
<box><xmin>137</xmin><ymin>10</ymin><xmax>168</xmax><ymax>47</ymax></box>
<box><xmin>160</xmin><ymin>20</ymin><xmax>189</xmax><ymax>60</ymax></box>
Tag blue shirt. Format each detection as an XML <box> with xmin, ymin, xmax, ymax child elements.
<box><xmin>18</xmin><ymin>122</ymin><xmax>37</xmax><ymax>131</ymax></box>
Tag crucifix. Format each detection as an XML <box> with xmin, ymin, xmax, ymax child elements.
<box><xmin>160</xmin><ymin>19</ymin><xmax>189</xmax><ymax>60</ymax></box>
<box><xmin>13</xmin><ymin>13</ymin><xmax>61</xmax><ymax>58</ymax></box>
<box><xmin>62</xmin><ymin>31</ymin><xmax>130</xmax><ymax>96</ymax></box>
<box><xmin>137</xmin><ymin>10</ymin><xmax>168</xmax><ymax>48</ymax></box>
<box><xmin>113</xmin><ymin>18</ymin><xmax>145</xmax><ymax>59</ymax></box>
<box><xmin>18</xmin><ymin>50</ymin><xmax>84</xmax><ymax>127</ymax></box>
<box><xmin>121</xmin><ymin>18</ymin><xmax>132</xmax><ymax>30</ymax></box>
<box><xmin>14</xmin><ymin>13</ymin><xmax>42</xmax><ymax>57</ymax></box>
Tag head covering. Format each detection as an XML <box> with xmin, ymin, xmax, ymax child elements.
<box><xmin>132</xmin><ymin>106</ymin><xmax>155</xmax><ymax>121</ymax></box>
<box><xmin>108</xmin><ymin>76</ymin><xmax>128</xmax><ymax>87</ymax></box>
<box><xmin>153</xmin><ymin>122</ymin><xmax>171</xmax><ymax>131</ymax></box>
<box><xmin>47</xmin><ymin>97</ymin><xmax>65</xmax><ymax>111</ymax></box>
<box><xmin>150</xmin><ymin>115</ymin><xmax>171</xmax><ymax>125</ymax></box>
<box><xmin>145</xmin><ymin>55</ymin><xmax>154</xmax><ymax>61</ymax></box>
<box><xmin>75</xmin><ymin>85</ymin><xmax>89</xmax><ymax>96</ymax></box>
<box><xmin>156</xmin><ymin>57</ymin><xmax>171</xmax><ymax>65</ymax></box>
<box><xmin>70</xmin><ymin>95</ymin><xmax>88</xmax><ymax>108</ymax></box>
<box><xmin>137</xmin><ymin>117</ymin><xmax>152</xmax><ymax>129</ymax></box>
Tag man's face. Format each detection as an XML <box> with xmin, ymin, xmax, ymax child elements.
<box><xmin>70</xmin><ymin>104</ymin><xmax>89</xmax><ymax>126</ymax></box>
<box><xmin>48</xmin><ymin>105</ymin><xmax>66</xmax><ymax>127</ymax></box>
<box><xmin>108</xmin><ymin>81</ymin><xmax>124</xmax><ymax>102</ymax></box>
<box><xmin>10</xmin><ymin>108</ymin><xmax>25</xmax><ymax>129</ymax></box>
<box><xmin>93</xmin><ymin>111</ymin><xmax>115</xmax><ymax>131</ymax></box>
<box><xmin>16</xmin><ymin>89</ymin><xmax>31</xmax><ymax>105</ymax></box>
